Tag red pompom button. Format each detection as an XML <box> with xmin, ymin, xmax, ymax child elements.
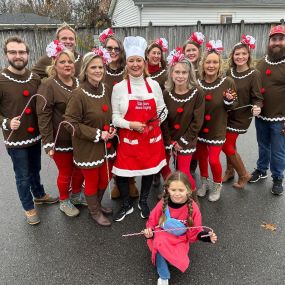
<box><xmin>113</xmin><ymin>81</ymin><xmax>118</xmax><ymax>85</ymax></box>
<box><xmin>205</xmin><ymin>94</ymin><xmax>212</xmax><ymax>101</ymax></box>
<box><xmin>103</xmin><ymin>124</ymin><xmax>109</xmax><ymax>131</ymax></box>
<box><xmin>177</xmin><ymin>107</ymin><xmax>184</xmax><ymax>113</ymax></box>
<box><xmin>27</xmin><ymin>127</ymin><xmax>35</xmax><ymax>133</ymax></box>
<box><xmin>205</xmin><ymin>114</ymin><xmax>211</xmax><ymax>121</ymax></box>
<box><xmin>25</xmin><ymin>108</ymin><xmax>32</xmax><ymax>115</ymax></box>
<box><xmin>265</xmin><ymin>69</ymin><xmax>271</xmax><ymax>76</ymax></box>
<box><xmin>102</xmin><ymin>105</ymin><xmax>108</xmax><ymax>112</ymax></box>
<box><xmin>23</xmin><ymin>90</ymin><xmax>30</xmax><ymax>97</ymax></box>
<box><xmin>174</xmin><ymin>124</ymin><xmax>180</xmax><ymax>130</ymax></box>
<box><xmin>261</xmin><ymin>88</ymin><xmax>265</xmax><ymax>94</ymax></box>
<box><xmin>202</xmin><ymin>128</ymin><xmax>209</xmax><ymax>133</ymax></box>
<box><xmin>106</xmin><ymin>142</ymin><xmax>112</xmax><ymax>149</ymax></box>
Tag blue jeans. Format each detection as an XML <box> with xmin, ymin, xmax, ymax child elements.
<box><xmin>156</xmin><ymin>252</ymin><xmax>170</xmax><ymax>280</ymax></box>
<box><xmin>7</xmin><ymin>142</ymin><xmax>45</xmax><ymax>211</ymax></box>
<box><xmin>255</xmin><ymin>118</ymin><xmax>285</xmax><ymax>179</ymax></box>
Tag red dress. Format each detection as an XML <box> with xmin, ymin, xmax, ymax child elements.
<box><xmin>112</xmin><ymin>79</ymin><xmax>166</xmax><ymax>177</ymax></box>
<box><xmin>146</xmin><ymin>200</ymin><xmax>202</xmax><ymax>272</ymax></box>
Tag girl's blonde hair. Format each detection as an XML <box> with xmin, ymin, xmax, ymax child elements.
<box><xmin>46</xmin><ymin>50</ymin><xmax>75</xmax><ymax>78</ymax></box>
<box><xmin>165</xmin><ymin>58</ymin><xmax>197</xmax><ymax>92</ymax></box>
<box><xmin>79</xmin><ymin>52</ymin><xmax>106</xmax><ymax>82</ymax></box>
<box><xmin>199</xmin><ymin>50</ymin><xmax>224</xmax><ymax>80</ymax></box>
<box><xmin>159</xmin><ymin>171</ymin><xmax>194</xmax><ymax>227</ymax></box>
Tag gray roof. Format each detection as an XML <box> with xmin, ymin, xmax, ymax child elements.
<box><xmin>133</xmin><ymin>0</ymin><xmax>285</xmax><ymax>7</ymax></box>
<box><xmin>0</xmin><ymin>13</ymin><xmax>61</xmax><ymax>25</ymax></box>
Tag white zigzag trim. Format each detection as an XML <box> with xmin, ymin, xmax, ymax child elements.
<box><xmin>150</xmin><ymin>69</ymin><xmax>166</xmax><ymax>79</ymax></box>
<box><xmin>165</xmin><ymin>145</ymin><xmax>173</xmax><ymax>150</ymax></box>
<box><xmin>74</xmin><ymin>152</ymin><xmax>116</xmax><ymax>167</ymax></box>
<box><xmin>43</xmin><ymin>142</ymin><xmax>55</xmax><ymax>149</ymax></box>
<box><xmin>198</xmin><ymin>77</ymin><xmax>226</xmax><ymax>90</ymax></box>
<box><xmin>179</xmin><ymin>148</ymin><xmax>196</xmax><ymax>154</ymax></box>
<box><xmin>1</xmin><ymin>72</ymin><xmax>33</xmax><ymax>83</ymax></box>
<box><xmin>81</xmin><ymin>84</ymin><xmax>105</xmax><ymax>99</ymax></box>
<box><xmin>2</xmin><ymin>118</ymin><xmax>8</xmax><ymax>130</ymax></box>
<box><xmin>180</xmin><ymin>137</ymin><xmax>189</xmax><ymax>145</ymax></box>
<box><xmin>53</xmin><ymin>78</ymin><xmax>79</xmax><ymax>92</ymax></box>
<box><xmin>227</xmin><ymin>126</ymin><xmax>247</xmax><ymax>133</ymax></box>
<box><xmin>5</xmin><ymin>135</ymin><xmax>41</xmax><ymax>146</ymax></box>
<box><xmin>224</xmin><ymin>100</ymin><xmax>234</xmax><ymax>105</ymax></box>
<box><xmin>55</xmin><ymin>147</ymin><xmax>73</xmax><ymax>151</ymax></box>
<box><xmin>106</xmin><ymin>69</ymin><xmax>124</xmax><ymax>76</ymax></box>
<box><xmin>75</xmin><ymin>54</ymin><xmax>81</xmax><ymax>63</ymax></box>
<box><xmin>257</xmin><ymin>115</ymin><xmax>285</xmax><ymax>122</ymax></box>
<box><xmin>230</xmin><ymin>68</ymin><xmax>255</xmax><ymax>79</ymax></box>
<box><xmin>94</xmin><ymin>129</ymin><xmax>101</xmax><ymax>143</ymax></box>
<box><xmin>265</xmin><ymin>55</ymin><xmax>285</xmax><ymax>66</ymax></box>
<box><xmin>198</xmin><ymin>137</ymin><xmax>226</xmax><ymax>144</ymax></box>
<box><xmin>168</xmin><ymin>88</ymin><xmax>198</xmax><ymax>103</ymax></box>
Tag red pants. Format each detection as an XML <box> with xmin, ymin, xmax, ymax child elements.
<box><xmin>81</xmin><ymin>161</ymin><xmax>113</xmax><ymax>196</ymax></box>
<box><xmin>196</xmin><ymin>142</ymin><xmax>223</xmax><ymax>183</ymax></box>
<box><xmin>161</xmin><ymin>152</ymin><xmax>196</xmax><ymax>190</ymax></box>
<box><xmin>53</xmin><ymin>152</ymin><xmax>84</xmax><ymax>201</ymax></box>
<box><xmin>222</xmin><ymin>132</ymin><xmax>239</xmax><ymax>156</ymax></box>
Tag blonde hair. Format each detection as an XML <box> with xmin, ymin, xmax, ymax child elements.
<box><xmin>228</xmin><ymin>43</ymin><xmax>252</xmax><ymax>69</ymax></box>
<box><xmin>199</xmin><ymin>50</ymin><xmax>224</xmax><ymax>80</ymax></box>
<box><xmin>46</xmin><ymin>50</ymin><xmax>75</xmax><ymax>78</ymax></box>
<box><xmin>159</xmin><ymin>171</ymin><xmax>194</xmax><ymax>227</ymax></box>
<box><xmin>56</xmin><ymin>23</ymin><xmax>77</xmax><ymax>40</ymax></box>
<box><xmin>165</xmin><ymin>58</ymin><xmax>197</xmax><ymax>92</ymax></box>
<box><xmin>123</xmin><ymin>58</ymin><xmax>149</xmax><ymax>79</ymax></box>
<box><xmin>79</xmin><ymin>52</ymin><xmax>106</xmax><ymax>82</ymax></box>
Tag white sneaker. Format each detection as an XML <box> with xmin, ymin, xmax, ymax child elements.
<box><xmin>197</xmin><ymin>177</ymin><xmax>209</xmax><ymax>197</ymax></box>
<box><xmin>60</xmin><ymin>199</ymin><xmax>80</xmax><ymax>217</ymax></box>
<box><xmin>208</xmin><ymin>182</ymin><xmax>222</xmax><ymax>202</ymax></box>
<box><xmin>157</xmin><ymin>278</ymin><xmax>169</xmax><ymax>285</ymax></box>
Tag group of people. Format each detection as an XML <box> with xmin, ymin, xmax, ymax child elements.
<box><xmin>1</xmin><ymin>22</ymin><xmax>285</xmax><ymax>285</ymax></box>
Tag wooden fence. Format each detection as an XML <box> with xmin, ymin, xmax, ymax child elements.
<box><xmin>0</xmin><ymin>20</ymin><xmax>283</xmax><ymax>68</ymax></box>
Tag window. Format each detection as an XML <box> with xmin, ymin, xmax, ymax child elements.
<box><xmin>220</xmin><ymin>14</ymin><xmax>233</xmax><ymax>24</ymax></box>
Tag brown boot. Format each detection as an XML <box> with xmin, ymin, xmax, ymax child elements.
<box><xmin>97</xmin><ymin>189</ymin><xmax>113</xmax><ymax>214</ymax></box>
<box><xmin>228</xmin><ymin>153</ymin><xmax>251</xmax><ymax>189</ymax></box>
<box><xmin>222</xmin><ymin>156</ymin><xmax>235</xmax><ymax>182</ymax></box>
<box><xmin>129</xmin><ymin>177</ymin><xmax>139</xmax><ymax>198</ymax></box>
<box><xmin>85</xmin><ymin>194</ymin><xmax>111</xmax><ymax>226</ymax></box>
<box><xmin>111</xmin><ymin>177</ymin><xmax>121</xmax><ymax>199</ymax></box>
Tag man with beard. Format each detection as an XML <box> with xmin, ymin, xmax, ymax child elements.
<box><xmin>32</xmin><ymin>23</ymin><xmax>82</xmax><ymax>78</ymax></box>
<box><xmin>249</xmin><ymin>25</ymin><xmax>285</xmax><ymax>195</ymax></box>
<box><xmin>0</xmin><ymin>36</ymin><xmax>58</xmax><ymax>225</ymax></box>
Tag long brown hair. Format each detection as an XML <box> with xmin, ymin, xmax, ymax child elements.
<box><xmin>159</xmin><ymin>171</ymin><xmax>194</xmax><ymax>227</ymax></box>
<box><xmin>145</xmin><ymin>42</ymin><xmax>167</xmax><ymax>69</ymax></box>
<box><xmin>104</xmin><ymin>35</ymin><xmax>126</xmax><ymax>68</ymax></box>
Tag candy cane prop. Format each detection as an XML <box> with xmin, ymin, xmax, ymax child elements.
<box><xmin>104</xmin><ymin>141</ymin><xmax>112</xmax><ymax>199</ymax></box>
<box><xmin>228</xmin><ymin>104</ymin><xmax>253</xmax><ymax>111</ymax></box>
<box><xmin>122</xmin><ymin>225</ymin><xmax>214</xmax><ymax>238</ymax></box>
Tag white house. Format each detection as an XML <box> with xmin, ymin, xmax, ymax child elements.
<box><xmin>109</xmin><ymin>0</ymin><xmax>285</xmax><ymax>27</ymax></box>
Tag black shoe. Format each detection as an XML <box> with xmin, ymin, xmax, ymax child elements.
<box><xmin>138</xmin><ymin>201</ymin><xmax>150</xmax><ymax>219</ymax></box>
<box><xmin>190</xmin><ymin>159</ymin><xmax>198</xmax><ymax>175</ymax></box>
<box><xmin>152</xmin><ymin>173</ymin><xmax>161</xmax><ymax>188</ymax></box>
<box><xmin>113</xmin><ymin>204</ymin><xmax>134</xmax><ymax>222</ymax></box>
<box><xmin>271</xmin><ymin>179</ymin><xmax>283</xmax><ymax>195</ymax></box>
<box><xmin>248</xmin><ymin>169</ymin><xmax>267</xmax><ymax>183</ymax></box>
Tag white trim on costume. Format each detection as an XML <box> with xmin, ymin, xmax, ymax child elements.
<box><xmin>180</xmin><ymin>137</ymin><xmax>189</xmax><ymax>145</ymax></box>
<box><xmin>197</xmin><ymin>137</ymin><xmax>225</xmax><ymax>145</ymax></box>
<box><xmin>112</xmin><ymin>159</ymin><xmax>166</xmax><ymax>177</ymax></box>
<box><xmin>53</xmin><ymin>78</ymin><xmax>79</xmax><ymax>93</ymax></box>
<box><xmin>230</xmin><ymin>68</ymin><xmax>255</xmax><ymax>79</ymax></box>
<box><xmin>224</xmin><ymin>100</ymin><xmax>234</xmax><ymax>105</ymax></box>
<box><xmin>227</xmin><ymin>126</ymin><xmax>247</xmax><ymax>133</ymax></box>
<box><xmin>75</xmin><ymin>54</ymin><xmax>81</xmax><ymax>63</ymax></box>
<box><xmin>257</xmin><ymin>115</ymin><xmax>285</xmax><ymax>122</ymax></box>
<box><xmin>198</xmin><ymin>77</ymin><xmax>226</xmax><ymax>90</ymax></box>
<box><xmin>2</xmin><ymin>118</ymin><xmax>8</xmax><ymax>130</ymax></box>
<box><xmin>81</xmin><ymin>84</ymin><xmax>105</xmax><ymax>99</ymax></box>
<box><xmin>106</xmin><ymin>69</ymin><xmax>124</xmax><ymax>76</ymax></box>
<box><xmin>150</xmin><ymin>69</ymin><xmax>166</xmax><ymax>79</ymax></box>
<box><xmin>55</xmin><ymin>147</ymin><xmax>73</xmax><ymax>151</ymax></box>
<box><xmin>264</xmin><ymin>55</ymin><xmax>285</xmax><ymax>66</ymax></box>
<box><xmin>93</xmin><ymin>129</ymin><xmax>101</xmax><ymax>143</ymax></box>
<box><xmin>178</xmin><ymin>148</ymin><xmax>196</xmax><ymax>154</ymax></box>
<box><xmin>168</xmin><ymin>88</ymin><xmax>198</xmax><ymax>103</ymax></box>
<box><xmin>1</xmin><ymin>72</ymin><xmax>33</xmax><ymax>84</ymax></box>
<box><xmin>165</xmin><ymin>145</ymin><xmax>173</xmax><ymax>150</ymax></box>
<box><xmin>43</xmin><ymin>142</ymin><xmax>55</xmax><ymax>149</ymax></box>
<box><xmin>74</xmin><ymin>152</ymin><xmax>116</xmax><ymax>167</ymax></box>
<box><xmin>4</xmin><ymin>135</ymin><xmax>41</xmax><ymax>146</ymax></box>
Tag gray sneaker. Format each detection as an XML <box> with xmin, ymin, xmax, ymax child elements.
<box><xmin>70</xmin><ymin>192</ymin><xmax>87</xmax><ymax>206</ymax></box>
<box><xmin>197</xmin><ymin>177</ymin><xmax>210</xmax><ymax>197</ymax></box>
<box><xmin>25</xmin><ymin>209</ymin><xmax>40</xmax><ymax>225</ymax></box>
<box><xmin>208</xmin><ymin>182</ymin><xmax>222</xmax><ymax>202</ymax></box>
<box><xmin>60</xmin><ymin>199</ymin><xmax>80</xmax><ymax>217</ymax></box>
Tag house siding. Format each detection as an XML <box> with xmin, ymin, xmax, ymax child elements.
<box><xmin>112</xmin><ymin>0</ymin><xmax>140</xmax><ymax>26</ymax></box>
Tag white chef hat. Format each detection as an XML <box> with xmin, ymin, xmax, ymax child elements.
<box><xmin>123</xmin><ymin>36</ymin><xmax>147</xmax><ymax>59</ymax></box>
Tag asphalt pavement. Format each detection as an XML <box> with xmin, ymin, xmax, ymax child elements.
<box><xmin>0</xmin><ymin>123</ymin><xmax>285</xmax><ymax>285</ymax></box>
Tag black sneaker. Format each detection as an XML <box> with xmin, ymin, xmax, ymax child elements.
<box><xmin>248</xmin><ymin>169</ymin><xmax>267</xmax><ymax>183</ymax></box>
<box><xmin>271</xmin><ymin>179</ymin><xmax>283</xmax><ymax>195</ymax></box>
<box><xmin>113</xmin><ymin>204</ymin><xmax>134</xmax><ymax>222</ymax></box>
<box><xmin>138</xmin><ymin>202</ymin><xmax>150</xmax><ymax>219</ymax></box>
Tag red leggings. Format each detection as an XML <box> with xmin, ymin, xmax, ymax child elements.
<box><xmin>196</xmin><ymin>142</ymin><xmax>223</xmax><ymax>183</ymax></box>
<box><xmin>161</xmin><ymin>152</ymin><xmax>196</xmax><ymax>190</ymax></box>
<box><xmin>53</xmin><ymin>152</ymin><xmax>84</xmax><ymax>201</ymax></box>
<box><xmin>222</xmin><ymin>132</ymin><xmax>239</xmax><ymax>156</ymax></box>
<box><xmin>80</xmin><ymin>161</ymin><xmax>113</xmax><ymax>196</ymax></box>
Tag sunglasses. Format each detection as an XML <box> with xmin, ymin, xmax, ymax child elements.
<box><xmin>106</xmin><ymin>46</ymin><xmax>121</xmax><ymax>53</ymax></box>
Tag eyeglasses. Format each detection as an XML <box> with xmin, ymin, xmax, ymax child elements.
<box><xmin>6</xmin><ymin>50</ymin><xmax>28</xmax><ymax>56</ymax></box>
<box><xmin>106</xmin><ymin>46</ymin><xmax>120</xmax><ymax>53</ymax></box>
